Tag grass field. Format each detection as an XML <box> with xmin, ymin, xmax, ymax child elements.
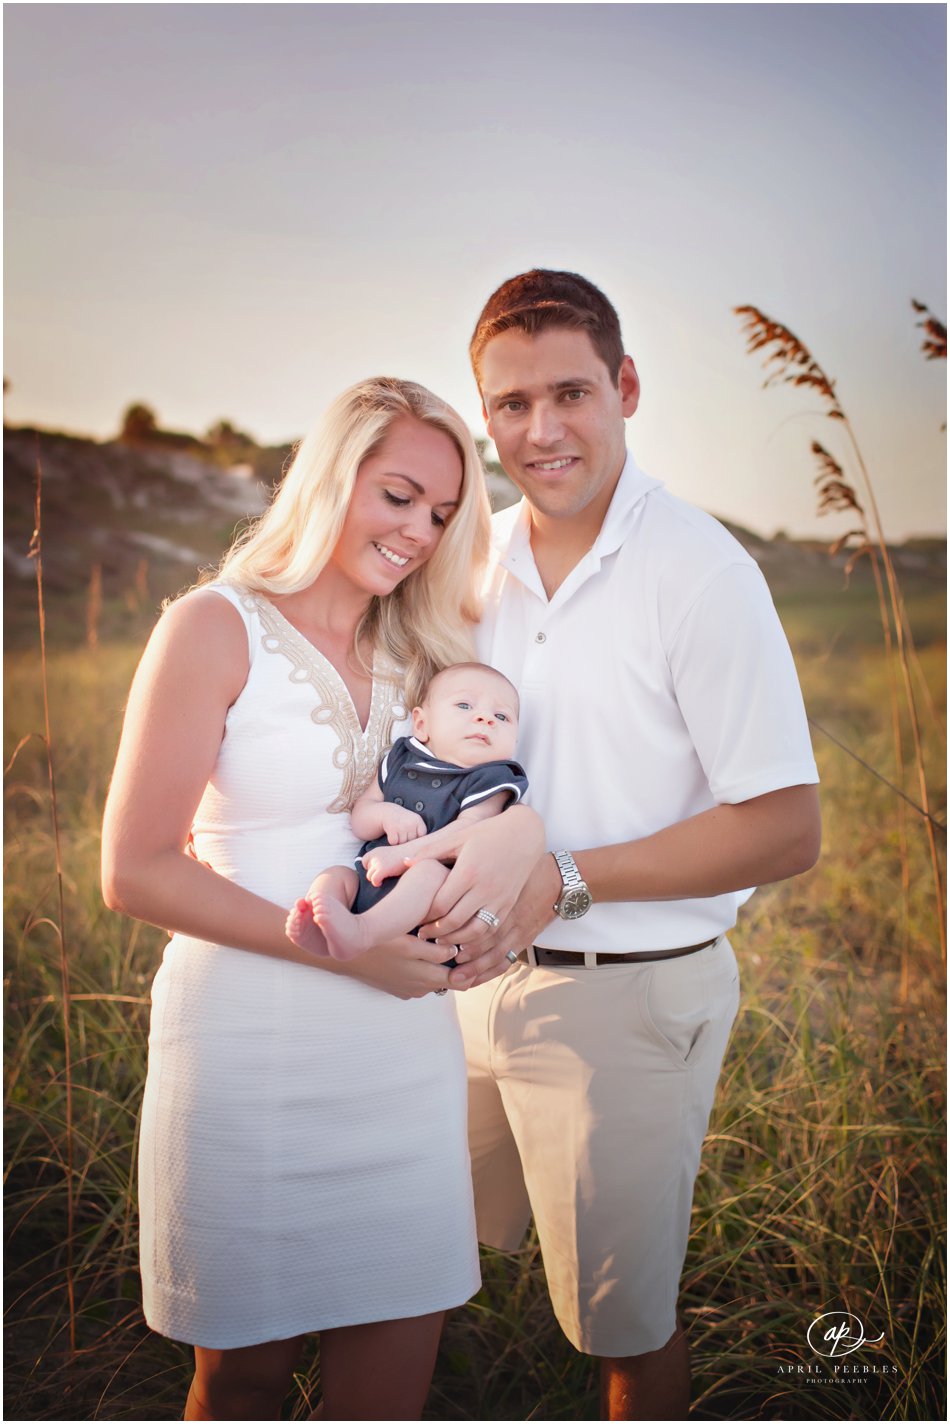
<box><xmin>4</xmin><ymin>576</ymin><xmax>946</xmax><ymax>1421</ymax></box>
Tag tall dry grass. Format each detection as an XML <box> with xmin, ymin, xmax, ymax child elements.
<box><xmin>5</xmin><ymin>588</ymin><xmax>945</xmax><ymax>1420</ymax></box>
<box><xmin>735</xmin><ymin>305</ymin><xmax>946</xmax><ymax>966</ymax></box>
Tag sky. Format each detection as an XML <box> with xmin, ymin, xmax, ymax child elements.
<box><xmin>4</xmin><ymin>3</ymin><xmax>947</xmax><ymax>539</ymax></box>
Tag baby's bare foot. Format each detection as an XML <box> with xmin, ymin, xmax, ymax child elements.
<box><xmin>285</xmin><ymin>898</ymin><xmax>330</xmax><ymax>957</ymax></box>
<box><xmin>311</xmin><ymin>893</ymin><xmax>373</xmax><ymax>961</ymax></box>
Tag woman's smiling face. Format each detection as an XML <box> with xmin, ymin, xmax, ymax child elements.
<box><xmin>329</xmin><ymin>416</ymin><xmax>463</xmax><ymax>599</ymax></box>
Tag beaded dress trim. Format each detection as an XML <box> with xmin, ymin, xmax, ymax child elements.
<box><xmin>247</xmin><ymin>594</ymin><xmax>408</xmax><ymax>813</ymax></box>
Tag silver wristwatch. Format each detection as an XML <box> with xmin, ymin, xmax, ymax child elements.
<box><xmin>551</xmin><ymin>850</ymin><xmax>593</xmax><ymax>920</ymax></box>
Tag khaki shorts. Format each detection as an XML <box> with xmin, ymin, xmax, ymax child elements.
<box><xmin>455</xmin><ymin>936</ymin><xmax>740</xmax><ymax>1357</ymax></box>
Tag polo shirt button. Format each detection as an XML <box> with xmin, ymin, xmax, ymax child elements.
<box><xmin>535</xmin><ymin>631</ymin><xmax>546</xmax><ymax>643</ymax></box>
<box><xmin>394</xmin><ymin>797</ymin><xmax>404</xmax><ymax>806</ymax></box>
<box><xmin>407</xmin><ymin>770</ymin><xmax>418</xmax><ymax>779</ymax></box>
<box><xmin>431</xmin><ymin>778</ymin><xmax>442</xmax><ymax>788</ymax></box>
<box><xmin>414</xmin><ymin>801</ymin><xmax>425</xmax><ymax>812</ymax></box>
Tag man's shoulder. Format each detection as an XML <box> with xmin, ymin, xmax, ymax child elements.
<box><xmin>611</xmin><ymin>488</ymin><xmax>768</xmax><ymax>641</ymax></box>
<box><xmin>636</xmin><ymin>487</ymin><xmax>757</xmax><ymax>573</ymax></box>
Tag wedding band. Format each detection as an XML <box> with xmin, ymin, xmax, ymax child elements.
<box><xmin>476</xmin><ymin>908</ymin><xmax>501</xmax><ymax>929</ymax></box>
<box><xmin>434</xmin><ymin>987</ymin><xmax>448</xmax><ymax>996</ymax></box>
<box><xmin>505</xmin><ymin>950</ymin><xmax>519</xmax><ymax>964</ymax></box>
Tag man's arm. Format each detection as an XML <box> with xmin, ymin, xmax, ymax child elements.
<box><xmin>439</xmin><ymin>562</ymin><xmax>820</xmax><ymax>980</ymax></box>
<box><xmin>438</xmin><ymin>784</ymin><xmax>820</xmax><ymax>987</ymax></box>
<box><xmin>575</xmin><ymin>783</ymin><xmax>821</xmax><ymax>902</ymax></box>
<box><xmin>523</xmin><ymin>782</ymin><xmax>820</xmax><ymax>932</ymax></box>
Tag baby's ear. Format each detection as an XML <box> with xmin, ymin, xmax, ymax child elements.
<box><xmin>411</xmin><ymin>706</ymin><xmax>429</xmax><ymax>742</ymax></box>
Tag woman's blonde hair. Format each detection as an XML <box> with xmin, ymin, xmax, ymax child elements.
<box><xmin>212</xmin><ymin>377</ymin><xmax>491</xmax><ymax>706</ymax></box>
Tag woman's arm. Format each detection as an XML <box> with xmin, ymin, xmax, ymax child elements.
<box><xmin>102</xmin><ymin>593</ymin><xmax>465</xmax><ymax>998</ymax></box>
<box><xmin>102</xmin><ymin>593</ymin><xmax>330</xmax><ymax>965</ymax></box>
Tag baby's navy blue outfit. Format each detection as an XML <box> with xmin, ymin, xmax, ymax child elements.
<box><xmin>353</xmin><ymin>735</ymin><xmax>529</xmax><ymax>918</ymax></box>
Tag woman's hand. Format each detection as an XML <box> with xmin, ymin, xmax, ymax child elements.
<box><xmin>333</xmin><ymin>933</ymin><xmax>458</xmax><ymax>1000</ymax></box>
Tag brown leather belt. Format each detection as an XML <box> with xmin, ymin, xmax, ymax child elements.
<box><xmin>525</xmin><ymin>937</ymin><xmax>720</xmax><ymax>969</ymax></box>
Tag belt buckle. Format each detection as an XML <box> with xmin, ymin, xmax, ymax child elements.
<box><xmin>528</xmin><ymin>946</ymin><xmax>596</xmax><ymax>969</ymax></box>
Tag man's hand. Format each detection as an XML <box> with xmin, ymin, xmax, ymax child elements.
<box><xmin>445</xmin><ymin>851</ymin><xmax>561</xmax><ymax>988</ymax></box>
<box><xmin>379</xmin><ymin>804</ymin><xmax>428</xmax><ymax>845</ymax></box>
<box><xmin>418</xmin><ymin>808</ymin><xmax>545</xmax><ymax>941</ymax></box>
<box><xmin>413</xmin><ymin>810</ymin><xmax>550</xmax><ymax>989</ymax></box>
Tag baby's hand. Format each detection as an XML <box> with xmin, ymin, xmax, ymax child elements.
<box><xmin>379</xmin><ymin>804</ymin><xmax>427</xmax><ymax>845</ymax></box>
<box><xmin>362</xmin><ymin>843</ymin><xmax>413</xmax><ymax>887</ymax></box>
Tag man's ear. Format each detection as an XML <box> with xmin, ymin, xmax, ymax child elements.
<box><xmin>411</xmin><ymin>706</ymin><xmax>429</xmax><ymax>742</ymax></box>
<box><xmin>619</xmin><ymin>355</ymin><xmax>640</xmax><ymax>418</ymax></box>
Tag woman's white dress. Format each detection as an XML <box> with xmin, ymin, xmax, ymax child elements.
<box><xmin>138</xmin><ymin>585</ymin><xmax>480</xmax><ymax>1348</ymax></box>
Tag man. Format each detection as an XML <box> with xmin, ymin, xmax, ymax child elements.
<box><xmin>431</xmin><ymin>270</ymin><xmax>821</xmax><ymax>1420</ymax></box>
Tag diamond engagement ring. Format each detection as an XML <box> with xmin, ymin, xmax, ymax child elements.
<box><xmin>476</xmin><ymin>908</ymin><xmax>501</xmax><ymax>929</ymax></box>
<box><xmin>434</xmin><ymin>987</ymin><xmax>448</xmax><ymax>996</ymax></box>
<box><xmin>505</xmin><ymin>950</ymin><xmax>520</xmax><ymax>964</ymax></box>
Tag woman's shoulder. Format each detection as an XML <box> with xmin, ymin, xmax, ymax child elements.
<box><xmin>121</xmin><ymin>584</ymin><xmax>252</xmax><ymax>713</ymax></box>
<box><xmin>151</xmin><ymin>584</ymin><xmax>253</xmax><ymax>671</ymax></box>
<box><xmin>183</xmin><ymin>579</ymin><xmax>261</xmax><ymax>619</ymax></box>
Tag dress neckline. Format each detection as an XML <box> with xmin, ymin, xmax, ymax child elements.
<box><xmin>256</xmin><ymin>595</ymin><xmax>381</xmax><ymax>735</ymax></box>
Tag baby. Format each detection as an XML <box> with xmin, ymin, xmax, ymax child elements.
<box><xmin>286</xmin><ymin>663</ymin><xmax>528</xmax><ymax>961</ymax></box>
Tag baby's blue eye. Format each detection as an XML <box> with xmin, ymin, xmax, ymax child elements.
<box><xmin>456</xmin><ymin>701</ymin><xmax>472</xmax><ymax>710</ymax></box>
<box><xmin>496</xmin><ymin>712</ymin><xmax>509</xmax><ymax>722</ymax></box>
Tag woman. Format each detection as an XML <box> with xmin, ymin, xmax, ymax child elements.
<box><xmin>101</xmin><ymin>378</ymin><xmax>540</xmax><ymax>1421</ymax></box>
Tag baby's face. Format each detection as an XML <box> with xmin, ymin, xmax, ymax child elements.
<box><xmin>412</xmin><ymin>668</ymin><xmax>519</xmax><ymax>767</ymax></box>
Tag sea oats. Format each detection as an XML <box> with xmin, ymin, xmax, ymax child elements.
<box><xmin>735</xmin><ymin>303</ymin><xmax>945</xmax><ymax>958</ymax></box>
<box><xmin>811</xmin><ymin>440</ymin><xmax>863</xmax><ymax>516</ymax></box>
<box><xmin>911</xmin><ymin>299</ymin><xmax>947</xmax><ymax>361</ymax></box>
<box><xmin>734</xmin><ymin>306</ymin><xmax>846</xmax><ymax>418</ymax></box>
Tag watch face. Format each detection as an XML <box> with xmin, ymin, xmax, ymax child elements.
<box><xmin>560</xmin><ymin>888</ymin><xmax>592</xmax><ymax>920</ymax></box>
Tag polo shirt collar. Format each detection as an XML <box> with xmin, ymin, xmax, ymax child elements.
<box><xmin>495</xmin><ymin>451</ymin><xmax>662</xmax><ymax>602</ymax></box>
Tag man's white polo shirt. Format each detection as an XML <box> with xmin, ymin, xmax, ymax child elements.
<box><xmin>475</xmin><ymin>452</ymin><xmax>819</xmax><ymax>952</ymax></box>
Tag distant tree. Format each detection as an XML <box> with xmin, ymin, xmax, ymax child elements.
<box><xmin>120</xmin><ymin>402</ymin><xmax>158</xmax><ymax>444</ymax></box>
<box><xmin>206</xmin><ymin>419</ymin><xmax>256</xmax><ymax>451</ymax></box>
<box><xmin>474</xmin><ymin>434</ymin><xmax>508</xmax><ymax>481</ymax></box>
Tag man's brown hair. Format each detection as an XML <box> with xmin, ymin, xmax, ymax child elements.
<box><xmin>469</xmin><ymin>269</ymin><xmax>625</xmax><ymax>388</ymax></box>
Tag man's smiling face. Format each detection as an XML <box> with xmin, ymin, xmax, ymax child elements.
<box><xmin>479</xmin><ymin>326</ymin><xmax>639</xmax><ymax>527</ymax></box>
